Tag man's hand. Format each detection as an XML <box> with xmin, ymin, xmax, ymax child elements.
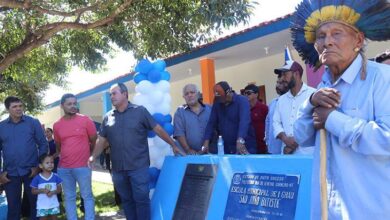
<box><xmin>313</xmin><ymin>107</ymin><xmax>335</xmax><ymax>130</ymax></box>
<box><xmin>281</xmin><ymin>136</ymin><xmax>298</xmax><ymax>154</ymax></box>
<box><xmin>29</xmin><ymin>167</ymin><xmax>40</xmax><ymax>178</ymax></box>
<box><xmin>282</xmin><ymin>136</ymin><xmax>298</xmax><ymax>149</ymax></box>
<box><xmin>311</xmin><ymin>88</ymin><xmax>341</xmax><ymax>108</ymax></box>
<box><xmin>88</xmin><ymin>156</ymin><xmax>95</xmax><ymax>169</ymax></box>
<box><xmin>200</xmin><ymin>145</ymin><xmax>209</xmax><ymax>154</ymax></box>
<box><xmin>172</xmin><ymin>145</ymin><xmax>186</xmax><ymax>156</ymax></box>
<box><xmin>283</xmin><ymin>146</ymin><xmax>296</xmax><ymax>154</ymax></box>
<box><xmin>236</xmin><ymin>143</ymin><xmax>249</xmax><ymax>155</ymax></box>
<box><xmin>0</xmin><ymin>172</ymin><xmax>10</xmax><ymax>185</ymax></box>
<box><xmin>185</xmin><ymin>148</ymin><xmax>198</xmax><ymax>155</ymax></box>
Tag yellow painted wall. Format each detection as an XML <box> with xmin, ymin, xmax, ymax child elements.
<box><xmin>37</xmin><ymin>106</ymin><xmax>61</xmax><ymax>128</ymax></box>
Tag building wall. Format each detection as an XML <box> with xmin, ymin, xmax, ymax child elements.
<box><xmin>38</xmin><ymin>106</ymin><xmax>61</xmax><ymax>129</ymax></box>
<box><xmin>37</xmin><ymin>42</ymin><xmax>389</xmax><ymax>126</ymax></box>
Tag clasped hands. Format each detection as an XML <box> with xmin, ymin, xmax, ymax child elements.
<box><xmin>310</xmin><ymin>88</ymin><xmax>341</xmax><ymax>130</ymax></box>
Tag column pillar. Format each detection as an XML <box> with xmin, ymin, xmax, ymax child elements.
<box><xmin>200</xmin><ymin>58</ymin><xmax>216</xmax><ymax>104</ymax></box>
<box><xmin>102</xmin><ymin>91</ymin><xmax>112</xmax><ymax>115</ymax></box>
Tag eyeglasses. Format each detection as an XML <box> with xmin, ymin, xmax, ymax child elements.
<box><xmin>244</xmin><ymin>91</ymin><xmax>255</xmax><ymax>96</ymax></box>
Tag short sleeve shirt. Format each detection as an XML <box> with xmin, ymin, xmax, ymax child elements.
<box><xmin>100</xmin><ymin>103</ymin><xmax>157</xmax><ymax>171</ymax></box>
<box><xmin>173</xmin><ymin>104</ymin><xmax>211</xmax><ymax>151</ymax></box>
<box><xmin>53</xmin><ymin>114</ymin><xmax>97</xmax><ymax>168</ymax></box>
<box><xmin>30</xmin><ymin>173</ymin><xmax>62</xmax><ymax>209</ymax></box>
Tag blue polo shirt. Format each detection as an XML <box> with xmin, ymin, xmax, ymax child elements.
<box><xmin>204</xmin><ymin>93</ymin><xmax>257</xmax><ymax>154</ymax></box>
<box><xmin>0</xmin><ymin>115</ymin><xmax>48</xmax><ymax>176</ymax></box>
<box><xmin>173</xmin><ymin>104</ymin><xmax>211</xmax><ymax>151</ymax></box>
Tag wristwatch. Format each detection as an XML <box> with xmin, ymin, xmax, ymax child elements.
<box><xmin>237</xmin><ymin>137</ymin><xmax>245</xmax><ymax>145</ymax></box>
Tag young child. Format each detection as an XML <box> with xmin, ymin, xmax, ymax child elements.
<box><xmin>31</xmin><ymin>154</ymin><xmax>62</xmax><ymax>220</ymax></box>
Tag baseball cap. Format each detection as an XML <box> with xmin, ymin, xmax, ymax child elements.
<box><xmin>274</xmin><ymin>60</ymin><xmax>303</xmax><ymax>75</ymax></box>
<box><xmin>244</xmin><ymin>84</ymin><xmax>259</xmax><ymax>93</ymax></box>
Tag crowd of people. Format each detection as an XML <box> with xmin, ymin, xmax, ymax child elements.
<box><xmin>0</xmin><ymin>0</ymin><xmax>390</xmax><ymax>219</ymax></box>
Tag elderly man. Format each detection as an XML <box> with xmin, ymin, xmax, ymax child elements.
<box><xmin>203</xmin><ymin>81</ymin><xmax>256</xmax><ymax>154</ymax></box>
<box><xmin>0</xmin><ymin>96</ymin><xmax>47</xmax><ymax>220</ymax></box>
<box><xmin>173</xmin><ymin>84</ymin><xmax>214</xmax><ymax>154</ymax></box>
<box><xmin>89</xmin><ymin>83</ymin><xmax>184</xmax><ymax>220</ymax></box>
<box><xmin>273</xmin><ymin>61</ymin><xmax>316</xmax><ymax>154</ymax></box>
<box><xmin>291</xmin><ymin>0</ymin><xmax>390</xmax><ymax>219</ymax></box>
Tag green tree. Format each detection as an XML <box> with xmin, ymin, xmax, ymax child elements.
<box><xmin>0</xmin><ymin>0</ymin><xmax>256</xmax><ymax>113</ymax></box>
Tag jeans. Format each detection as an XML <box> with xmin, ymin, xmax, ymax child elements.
<box><xmin>58</xmin><ymin>167</ymin><xmax>94</xmax><ymax>220</ymax></box>
<box><xmin>4</xmin><ymin>174</ymin><xmax>37</xmax><ymax>220</ymax></box>
<box><xmin>112</xmin><ymin>167</ymin><xmax>150</xmax><ymax>220</ymax></box>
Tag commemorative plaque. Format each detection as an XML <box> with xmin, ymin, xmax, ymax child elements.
<box><xmin>224</xmin><ymin>173</ymin><xmax>300</xmax><ymax>220</ymax></box>
<box><xmin>173</xmin><ymin>164</ymin><xmax>218</xmax><ymax>220</ymax></box>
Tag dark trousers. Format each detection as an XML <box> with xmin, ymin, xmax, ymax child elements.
<box><xmin>4</xmin><ymin>174</ymin><xmax>37</xmax><ymax>220</ymax></box>
<box><xmin>112</xmin><ymin>167</ymin><xmax>150</xmax><ymax>220</ymax></box>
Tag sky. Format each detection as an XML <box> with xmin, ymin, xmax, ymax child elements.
<box><xmin>43</xmin><ymin>0</ymin><xmax>301</xmax><ymax>104</ymax></box>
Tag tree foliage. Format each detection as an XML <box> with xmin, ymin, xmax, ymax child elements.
<box><xmin>0</xmin><ymin>0</ymin><xmax>256</xmax><ymax>113</ymax></box>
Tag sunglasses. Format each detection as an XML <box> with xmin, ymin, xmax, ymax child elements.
<box><xmin>244</xmin><ymin>91</ymin><xmax>255</xmax><ymax>96</ymax></box>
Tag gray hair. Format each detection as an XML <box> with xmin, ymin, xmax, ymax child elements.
<box><xmin>182</xmin><ymin>84</ymin><xmax>199</xmax><ymax>95</ymax></box>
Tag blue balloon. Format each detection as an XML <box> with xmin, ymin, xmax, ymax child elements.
<box><xmin>133</xmin><ymin>73</ymin><xmax>147</xmax><ymax>84</ymax></box>
<box><xmin>147</xmin><ymin>131</ymin><xmax>156</xmax><ymax>138</ymax></box>
<box><xmin>153</xmin><ymin>113</ymin><xmax>165</xmax><ymax>126</ymax></box>
<box><xmin>148</xmin><ymin>69</ymin><xmax>161</xmax><ymax>83</ymax></box>
<box><xmin>149</xmin><ymin>167</ymin><xmax>160</xmax><ymax>189</ymax></box>
<box><xmin>163</xmin><ymin>123</ymin><xmax>174</xmax><ymax>136</ymax></box>
<box><xmin>161</xmin><ymin>71</ymin><xmax>171</xmax><ymax>81</ymax></box>
<box><xmin>164</xmin><ymin>114</ymin><xmax>172</xmax><ymax>123</ymax></box>
<box><xmin>135</xmin><ymin>59</ymin><xmax>153</xmax><ymax>74</ymax></box>
<box><xmin>153</xmin><ymin>60</ymin><xmax>166</xmax><ymax>72</ymax></box>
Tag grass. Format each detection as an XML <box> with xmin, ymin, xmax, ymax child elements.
<box><xmin>57</xmin><ymin>181</ymin><xmax>120</xmax><ymax>219</ymax></box>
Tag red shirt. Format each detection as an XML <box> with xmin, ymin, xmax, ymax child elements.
<box><xmin>250</xmin><ymin>102</ymin><xmax>268</xmax><ymax>154</ymax></box>
<box><xmin>53</xmin><ymin>114</ymin><xmax>97</xmax><ymax>168</ymax></box>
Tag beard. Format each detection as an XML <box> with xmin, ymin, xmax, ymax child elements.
<box><xmin>287</xmin><ymin>77</ymin><xmax>296</xmax><ymax>90</ymax></box>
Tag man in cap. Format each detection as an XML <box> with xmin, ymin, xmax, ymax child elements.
<box><xmin>265</xmin><ymin>76</ymin><xmax>289</xmax><ymax>154</ymax></box>
<box><xmin>273</xmin><ymin>60</ymin><xmax>316</xmax><ymax>154</ymax></box>
<box><xmin>243</xmin><ymin>84</ymin><xmax>268</xmax><ymax>154</ymax></box>
<box><xmin>202</xmin><ymin>81</ymin><xmax>257</xmax><ymax>154</ymax></box>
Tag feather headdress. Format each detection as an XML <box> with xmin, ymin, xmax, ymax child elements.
<box><xmin>291</xmin><ymin>0</ymin><xmax>390</xmax><ymax>67</ymax></box>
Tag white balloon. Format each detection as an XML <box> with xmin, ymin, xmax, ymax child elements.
<box><xmin>133</xmin><ymin>93</ymin><xmax>146</xmax><ymax>105</ymax></box>
<box><xmin>158</xmin><ymin>103</ymin><xmax>170</xmax><ymax>115</ymax></box>
<box><xmin>154</xmin><ymin>156</ymin><xmax>165</xmax><ymax>169</ymax></box>
<box><xmin>162</xmin><ymin>93</ymin><xmax>172</xmax><ymax>105</ymax></box>
<box><xmin>148</xmin><ymin>90</ymin><xmax>164</xmax><ymax>105</ymax></box>
<box><xmin>143</xmin><ymin>104</ymin><xmax>155</xmax><ymax>114</ymax></box>
<box><xmin>135</xmin><ymin>80</ymin><xmax>153</xmax><ymax>94</ymax></box>
<box><xmin>156</xmin><ymin>80</ymin><xmax>170</xmax><ymax>93</ymax></box>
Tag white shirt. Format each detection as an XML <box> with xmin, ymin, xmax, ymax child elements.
<box><xmin>273</xmin><ymin>83</ymin><xmax>316</xmax><ymax>154</ymax></box>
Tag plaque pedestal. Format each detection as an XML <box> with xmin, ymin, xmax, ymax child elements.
<box><xmin>151</xmin><ymin>155</ymin><xmax>312</xmax><ymax>220</ymax></box>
